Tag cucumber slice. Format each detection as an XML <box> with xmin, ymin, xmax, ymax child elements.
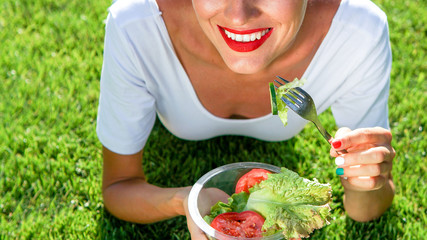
<box><xmin>269</xmin><ymin>82</ymin><xmax>278</xmax><ymax>115</ymax></box>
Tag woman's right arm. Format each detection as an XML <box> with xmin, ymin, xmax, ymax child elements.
<box><xmin>102</xmin><ymin>146</ymin><xmax>191</xmax><ymax>223</ymax></box>
<box><xmin>102</xmin><ymin>146</ymin><xmax>230</xmax><ymax>239</ymax></box>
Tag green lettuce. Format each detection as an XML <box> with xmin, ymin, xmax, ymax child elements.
<box><xmin>274</xmin><ymin>78</ymin><xmax>306</xmax><ymax>127</ymax></box>
<box><xmin>204</xmin><ymin>167</ymin><xmax>332</xmax><ymax>239</ymax></box>
<box><xmin>203</xmin><ymin>191</ymin><xmax>249</xmax><ymax>224</ymax></box>
<box><xmin>246</xmin><ymin>168</ymin><xmax>332</xmax><ymax>239</ymax></box>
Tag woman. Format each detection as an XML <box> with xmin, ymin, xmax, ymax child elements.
<box><xmin>97</xmin><ymin>0</ymin><xmax>395</xmax><ymax>238</ymax></box>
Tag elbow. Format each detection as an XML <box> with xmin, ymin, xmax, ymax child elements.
<box><xmin>345</xmin><ymin>198</ymin><xmax>393</xmax><ymax>222</ymax></box>
<box><xmin>346</xmin><ymin>209</ymin><xmax>386</xmax><ymax>223</ymax></box>
<box><xmin>102</xmin><ymin>184</ymin><xmax>136</xmax><ymax>223</ymax></box>
<box><xmin>102</xmin><ymin>186</ymin><xmax>123</xmax><ymax>220</ymax></box>
<box><xmin>344</xmin><ymin>184</ymin><xmax>395</xmax><ymax>222</ymax></box>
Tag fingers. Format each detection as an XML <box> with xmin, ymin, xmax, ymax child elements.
<box><xmin>335</xmin><ymin>146</ymin><xmax>394</xmax><ymax>166</ymax></box>
<box><xmin>334</xmin><ymin>127</ymin><xmax>352</xmax><ymax>139</ymax></box>
<box><xmin>329</xmin><ymin>128</ymin><xmax>351</xmax><ymax>157</ymax></box>
<box><xmin>331</xmin><ymin>127</ymin><xmax>393</xmax><ymax>151</ymax></box>
<box><xmin>334</xmin><ymin>146</ymin><xmax>393</xmax><ymax>191</ymax></box>
<box><xmin>183</xmin><ymin>188</ymin><xmax>229</xmax><ymax>240</ymax></box>
<box><xmin>183</xmin><ymin>195</ymin><xmax>209</xmax><ymax>240</ymax></box>
<box><xmin>330</xmin><ymin>127</ymin><xmax>396</xmax><ymax>193</ymax></box>
<box><xmin>336</xmin><ymin>162</ymin><xmax>392</xmax><ymax>178</ymax></box>
<box><xmin>187</xmin><ymin>217</ymin><xmax>209</xmax><ymax>240</ymax></box>
<box><xmin>340</xmin><ymin>175</ymin><xmax>386</xmax><ymax>191</ymax></box>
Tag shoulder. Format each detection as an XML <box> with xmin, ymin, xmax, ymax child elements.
<box><xmin>109</xmin><ymin>0</ymin><xmax>190</xmax><ymax>17</ymax></box>
<box><xmin>342</xmin><ymin>0</ymin><xmax>387</xmax><ymax>18</ymax></box>
<box><xmin>108</xmin><ymin>0</ymin><xmax>193</xmax><ymax>31</ymax></box>
<box><xmin>108</xmin><ymin>0</ymin><xmax>162</xmax><ymax>27</ymax></box>
<box><xmin>336</xmin><ymin>0</ymin><xmax>388</xmax><ymax>35</ymax></box>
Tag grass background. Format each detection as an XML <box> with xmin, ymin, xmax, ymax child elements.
<box><xmin>0</xmin><ymin>0</ymin><xmax>425</xmax><ymax>239</ymax></box>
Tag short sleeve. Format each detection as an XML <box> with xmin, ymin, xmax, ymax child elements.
<box><xmin>331</xmin><ymin>17</ymin><xmax>392</xmax><ymax>130</ymax></box>
<box><xmin>96</xmin><ymin>14</ymin><xmax>156</xmax><ymax>155</ymax></box>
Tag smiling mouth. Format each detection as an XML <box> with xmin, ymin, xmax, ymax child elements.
<box><xmin>218</xmin><ymin>26</ymin><xmax>273</xmax><ymax>52</ymax></box>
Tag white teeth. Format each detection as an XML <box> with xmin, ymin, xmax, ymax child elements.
<box><xmin>250</xmin><ymin>33</ymin><xmax>256</xmax><ymax>41</ymax></box>
<box><xmin>223</xmin><ymin>28</ymin><xmax>270</xmax><ymax>42</ymax></box>
<box><xmin>243</xmin><ymin>34</ymin><xmax>250</xmax><ymax>42</ymax></box>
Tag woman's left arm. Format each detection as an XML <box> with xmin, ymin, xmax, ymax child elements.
<box><xmin>330</xmin><ymin>127</ymin><xmax>395</xmax><ymax>222</ymax></box>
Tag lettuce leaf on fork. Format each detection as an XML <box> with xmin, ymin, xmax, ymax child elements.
<box><xmin>272</xmin><ymin>78</ymin><xmax>306</xmax><ymax>127</ymax></box>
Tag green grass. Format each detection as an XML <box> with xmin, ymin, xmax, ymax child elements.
<box><xmin>0</xmin><ymin>0</ymin><xmax>425</xmax><ymax>239</ymax></box>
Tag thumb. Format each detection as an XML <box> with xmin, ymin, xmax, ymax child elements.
<box><xmin>187</xmin><ymin>217</ymin><xmax>208</xmax><ymax>240</ymax></box>
<box><xmin>183</xmin><ymin>195</ymin><xmax>209</xmax><ymax>240</ymax></box>
<box><xmin>334</xmin><ymin>127</ymin><xmax>352</xmax><ymax>139</ymax></box>
<box><xmin>330</xmin><ymin>127</ymin><xmax>351</xmax><ymax>157</ymax></box>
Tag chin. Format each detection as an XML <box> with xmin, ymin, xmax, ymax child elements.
<box><xmin>223</xmin><ymin>58</ymin><xmax>269</xmax><ymax>75</ymax></box>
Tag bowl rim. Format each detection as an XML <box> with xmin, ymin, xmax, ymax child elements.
<box><xmin>188</xmin><ymin>162</ymin><xmax>283</xmax><ymax>239</ymax></box>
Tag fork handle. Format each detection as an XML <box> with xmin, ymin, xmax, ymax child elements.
<box><xmin>326</xmin><ymin>136</ymin><xmax>348</xmax><ymax>155</ymax></box>
<box><xmin>313</xmin><ymin>121</ymin><xmax>348</xmax><ymax>155</ymax></box>
<box><xmin>335</xmin><ymin>149</ymin><xmax>348</xmax><ymax>154</ymax></box>
<box><xmin>328</xmin><ymin>140</ymin><xmax>348</xmax><ymax>154</ymax></box>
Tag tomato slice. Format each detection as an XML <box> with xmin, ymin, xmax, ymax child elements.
<box><xmin>235</xmin><ymin>169</ymin><xmax>271</xmax><ymax>193</ymax></box>
<box><xmin>210</xmin><ymin>211</ymin><xmax>265</xmax><ymax>238</ymax></box>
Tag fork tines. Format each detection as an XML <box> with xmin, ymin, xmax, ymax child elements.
<box><xmin>273</xmin><ymin>76</ymin><xmax>289</xmax><ymax>88</ymax></box>
<box><xmin>286</xmin><ymin>90</ymin><xmax>304</xmax><ymax>104</ymax></box>
<box><xmin>275</xmin><ymin>76</ymin><xmax>310</xmax><ymax>99</ymax></box>
<box><xmin>274</xmin><ymin>76</ymin><xmax>305</xmax><ymax>103</ymax></box>
<box><xmin>276</xmin><ymin>76</ymin><xmax>289</xmax><ymax>84</ymax></box>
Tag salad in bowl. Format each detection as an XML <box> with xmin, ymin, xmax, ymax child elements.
<box><xmin>188</xmin><ymin>162</ymin><xmax>332</xmax><ymax>240</ymax></box>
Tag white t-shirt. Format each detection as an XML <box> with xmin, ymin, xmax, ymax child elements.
<box><xmin>96</xmin><ymin>0</ymin><xmax>392</xmax><ymax>155</ymax></box>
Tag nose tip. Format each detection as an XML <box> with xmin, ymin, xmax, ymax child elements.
<box><xmin>224</xmin><ymin>1</ymin><xmax>260</xmax><ymax>26</ymax></box>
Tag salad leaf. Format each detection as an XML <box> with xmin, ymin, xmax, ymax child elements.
<box><xmin>245</xmin><ymin>167</ymin><xmax>332</xmax><ymax>239</ymax></box>
<box><xmin>273</xmin><ymin>78</ymin><xmax>306</xmax><ymax>126</ymax></box>
<box><xmin>203</xmin><ymin>191</ymin><xmax>249</xmax><ymax>224</ymax></box>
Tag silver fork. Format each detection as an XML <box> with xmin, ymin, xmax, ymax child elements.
<box><xmin>274</xmin><ymin>76</ymin><xmax>347</xmax><ymax>153</ymax></box>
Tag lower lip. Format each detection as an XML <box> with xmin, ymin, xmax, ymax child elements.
<box><xmin>218</xmin><ymin>26</ymin><xmax>273</xmax><ymax>52</ymax></box>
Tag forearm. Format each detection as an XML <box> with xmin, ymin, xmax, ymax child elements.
<box><xmin>343</xmin><ymin>177</ymin><xmax>395</xmax><ymax>222</ymax></box>
<box><xmin>103</xmin><ymin>178</ymin><xmax>191</xmax><ymax>224</ymax></box>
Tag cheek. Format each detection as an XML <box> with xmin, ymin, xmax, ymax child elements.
<box><xmin>265</xmin><ymin>1</ymin><xmax>307</xmax><ymax>24</ymax></box>
<box><xmin>192</xmin><ymin>0</ymin><xmax>223</xmax><ymax>19</ymax></box>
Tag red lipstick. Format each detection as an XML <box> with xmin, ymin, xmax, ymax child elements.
<box><xmin>218</xmin><ymin>26</ymin><xmax>273</xmax><ymax>52</ymax></box>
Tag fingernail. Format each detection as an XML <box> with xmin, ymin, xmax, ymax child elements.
<box><xmin>332</xmin><ymin>140</ymin><xmax>342</xmax><ymax>149</ymax></box>
<box><xmin>335</xmin><ymin>157</ymin><xmax>345</xmax><ymax>166</ymax></box>
<box><xmin>336</xmin><ymin>168</ymin><xmax>344</xmax><ymax>176</ymax></box>
<box><xmin>358</xmin><ymin>176</ymin><xmax>371</xmax><ymax>179</ymax></box>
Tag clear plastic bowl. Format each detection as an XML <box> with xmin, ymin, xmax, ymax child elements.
<box><xmin>188</xmin><ymin>162</ymin><xmax>284</xmax><ymax>240</ymax></box>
